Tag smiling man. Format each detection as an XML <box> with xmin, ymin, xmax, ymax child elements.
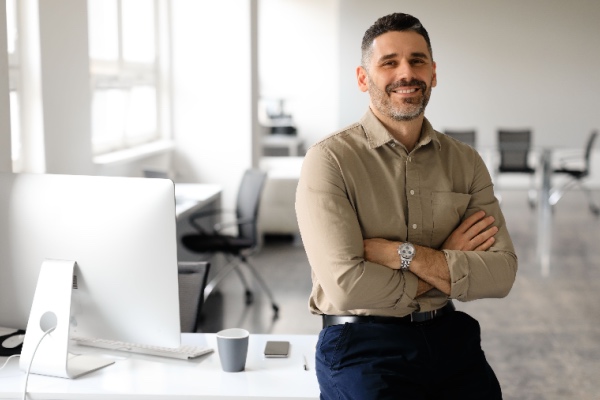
<box><xmin>296</xmin><ymin>13</ymin><xmax>517</xmax><ymax>399</ymax></box>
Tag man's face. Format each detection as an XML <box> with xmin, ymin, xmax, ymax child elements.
<box><xmin>357</xmin><ymin>30</ymin><xmax>437</xmax><ymax>122</ymax></box>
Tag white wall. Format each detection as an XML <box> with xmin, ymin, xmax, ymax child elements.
<box><xmin>258</xmin><ymin>0</ymin><xmax>340</xmax><ymax>148</ymax></box>
<box><xmin>259</xmin><ymin>0</ymin><xmax>600</xmax><ymax>186</ymax></box>
<box><xmin>38</xmin><ymin>0</ymin><xmax>94</xmax><ymax>175</ymax></box>
<box><xmin>338</xmin><ymin>0</ymin><xmax>600</xmax><ymax>149</ymax></box>
<box><xmin>170</xmin><ymin>0</ymin><xmax>256</xmax><ymax>210</ymax></box>
<box><xmin>0</xmin><ymin>0</ymin><xmax>11</xmax><ymax>172</ymax></box>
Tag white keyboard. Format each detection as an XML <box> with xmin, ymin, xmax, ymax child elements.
<box><xmin>72</xmin><ymin>337</ymin><xmax>214</xmax><ymax>360</ymax></box>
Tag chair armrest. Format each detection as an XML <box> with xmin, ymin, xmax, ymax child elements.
<box><xmin>188</xmin><ymin>209</ymin><xmax>234</xmax><ymax>234</ymax></box>
<box><xmin>554</xmin><ymin>152</ymin><xmax>585</xmax><ymax>169</ymax></box>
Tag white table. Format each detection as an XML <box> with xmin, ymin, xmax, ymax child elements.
<box><xmin>262</xmin><ymin>135</ymin><xmax>304</xmax><ymax>157</ymax></box>
<box><xmin>0</xmin><ymin>333</ymin><xmax>320</xmax><ymax>399</ymax></box>
<box><xmin>175</xmin><ymin>183</ymin><xmax>223</xmax><ymax>220</ymax></box>
<box><xmin>259</xmin><ymin>157</ymin><xmax>303</xmax><ymax>236</ymax></box>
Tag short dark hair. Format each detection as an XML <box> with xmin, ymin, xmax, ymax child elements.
<box><xmin>361</xmin><ymin>13</ymin><xmax>432</xmax><ymax>68</ymax></box>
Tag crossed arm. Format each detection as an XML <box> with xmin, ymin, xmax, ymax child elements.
<box><xmin>363</xmin><ymin>211</ymin><xmax>498</xmax><ymax>296</ymax></box>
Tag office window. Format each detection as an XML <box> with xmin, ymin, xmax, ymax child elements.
<box><xmin>6</xmin><ymin>0</ymin><xmax>21</xmax><ymax>168</ymax></box>
<box><xmin>88</xmin><ymin>0</ymin><xmax>168</xmax><ymax>155</ymax></box>
<box><xmin>9</xmin><ymin>92</ymin><xmax>20</xmax><ymax>161</ymax></box>
<box><xmin>5</xmin><ymin>0</ymin><xmax>16</xmax><ymax>54</ymax></box>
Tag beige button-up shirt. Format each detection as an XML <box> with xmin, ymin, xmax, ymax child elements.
<box><xmin>295</xmin><ymin>110</ymin><xmax>517</xmax><ymax>317</ymax></box>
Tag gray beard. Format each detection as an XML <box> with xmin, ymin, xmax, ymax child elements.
<box><xmin>368</xmin><ymin>75</ymin><xmax>431</xmax><ymax>121</ymax></box>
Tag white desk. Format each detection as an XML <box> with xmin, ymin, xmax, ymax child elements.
<box><xmin>262</xmin><ymin>135</ymin><xmax>304</xmax><ymax>157</ymax></box>
<box><xmin>259</xmin><ymin>157</ymin><xmax>303</xmax><ymax>235</ymax></box>
<box><xmin>175</xmin><ymin>183</ymin><xmax>223</xmax><ymax>220</ymax></box>
<box><xmin>0</xmin><ymin>333</ymin><xmax>319</xmax><ymax>399</ymax></box>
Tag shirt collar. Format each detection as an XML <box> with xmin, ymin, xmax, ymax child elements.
<box><xmin>360</xmin><ymin>108</ymin><xmax>442</xmax><ymax>151</ymax></box>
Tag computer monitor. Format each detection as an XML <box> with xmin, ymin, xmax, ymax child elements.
<box><xmin>0</xmin><ymin>172</ymin><xmax>181</xmax><ymax>378</ymax></box>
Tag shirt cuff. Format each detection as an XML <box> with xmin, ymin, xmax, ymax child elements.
<box><xmin>442</xmin><ymin>249</ymin><xmax>469</xmax><ymax>300</ymax></box>
<box><xmin>396</xmin><ymin>270</ymin><xmax>419</xmax><ymax>310</ymax></box>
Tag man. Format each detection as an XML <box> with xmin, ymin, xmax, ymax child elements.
<box><xmin>295</xmin><ymin>12</ymin><xmax>517</xmax><ymax>399</ymax></box>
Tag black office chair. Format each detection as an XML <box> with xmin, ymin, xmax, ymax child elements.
<box><xmin>497</xmin><ymin>129</ymin><xmax>537</xmax><ymax>208</ymax></box>
<box><xmin>178</xmin><ymin>261</ymin><xmax>210</xmax><ymax>333</ymax></box>
<box><xmin>549</xmin><ymin>131</ymin><xmax>599</xmax><ymax>215</ymax></box>
<box><xmin>181</xmin><ymin>169</ymin><xmax>279</xmax><ymax>317</ymax></box>
<box><xmin>444</xmin><ymin>130</ymin><xmax>476</xmax><ymax>148</ymax></box>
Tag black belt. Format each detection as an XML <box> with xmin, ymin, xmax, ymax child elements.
<box><xmin>322</xmin><ymin>302</ymin><xmax>455</xmax><ymax>328</ymax></box>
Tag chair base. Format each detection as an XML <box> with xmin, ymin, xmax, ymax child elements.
<box><xmin>204</xmin><ymin>253</ymin><xmax>279</xmax><ymax>319</ymax></box>
<box><xmin>549</xmin><ymin>179</ymin><xmax>600</xmax><ymax>216</ymax></box>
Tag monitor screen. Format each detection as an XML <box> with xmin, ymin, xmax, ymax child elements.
<box><xmin>0</xmin><ymin>172</ymin><xmax>181</xmax><ymax>350</ymax></box>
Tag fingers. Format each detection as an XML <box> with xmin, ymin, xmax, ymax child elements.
<box><xmin>456</xmin><ymin>210</ymin><xmax>486</xmax><ymax>233</ymax></box>
<box><xmin>458</xmin><ymin>211</ymin><xmax>495</xmax><ymax>238</ymax></box>
<box><xmin>474</xmin><ymin>236</ymin><xmax>496</xmax><ymax>251</ymax></box>
<box><xmin>465</xmin><ymin>215</ymin><xmax>496</xmax><ymax>239</ymax></box>
<box><xmin>450</xmin><ymin>211</ymin><xmax>499</xmax><ymax>251</ymax></box>
<box><xmin>470</xmin><ymin>226</ymin><xmax>498</xmax><ymax>250</ymax></box>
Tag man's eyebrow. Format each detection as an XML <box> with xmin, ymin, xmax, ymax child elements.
<box><xmin>377</xmin><ymin>51</ymin><xmax>430</xmax><ymax>63</ymax></box>
<box><xmin>377</xmin><ymin>53</ymin><xmax>399</xmax><ymax>63</ymax></box>
<box><xmin>411</xmin><ymin>52</ymin><xmax>430</xmax><ymax>60</ymax></box>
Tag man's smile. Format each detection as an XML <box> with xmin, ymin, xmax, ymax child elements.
<box><xmin>391</xmin><ymin>87</ymin><xmax>419</xmax><ymax>94</ymax></box>
<box><xmin>386</xmin><ymin>79</ymin><xmax>426</xmax><ymax>97</ymax></box>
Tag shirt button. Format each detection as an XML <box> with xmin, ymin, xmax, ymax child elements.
<box><xmin>412</xmin><ymin>224</ymin><xmax>417</xmax><ymax>229</ymax></box>
<box><xmin>390</xmin><ymin>142</ymin><xmax>396</xmax><ymax>147</ymax></box>
<box><xmin>410</xmin><ymin>190</ymin><xmax>415</xmax><ymax>195</ymax></box>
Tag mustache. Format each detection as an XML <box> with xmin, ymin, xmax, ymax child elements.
<box><xmin>386</xmin><ymin>79</ymin><xmax>427</xmax><ymax>94</ymax></box>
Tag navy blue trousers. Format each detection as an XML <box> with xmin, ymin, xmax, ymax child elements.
<box><xmin>316</xmin><ymin>311</ymin><xmax>502</xmax><ymax>400</ymax></box>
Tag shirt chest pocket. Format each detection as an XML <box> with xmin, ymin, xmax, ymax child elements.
<box><xmin>430</xmin><ymin>192</ymin><xmax>471</xmax><ymax>248</ymax></box>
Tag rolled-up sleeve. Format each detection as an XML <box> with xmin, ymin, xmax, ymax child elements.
<box><xmin>444</xmin><ymin>153</ymin><xmax>518</xmax><ymax>301</ymax></box>
<box><xmin>296</xmin><ymin>145</ymin><xmax>417</xmax><ymax>315</ymax></box>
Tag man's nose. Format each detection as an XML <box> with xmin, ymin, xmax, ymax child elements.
<box><xmin>396</xmin><ymin>60</ymin><xmax>417</xmax><ymax>81</ymax></box>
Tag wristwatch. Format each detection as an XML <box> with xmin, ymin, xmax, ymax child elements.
<box><xmin>397</xmin><ymin>242</ymin><xmax>416</xmax><ymax>271</ymax></box>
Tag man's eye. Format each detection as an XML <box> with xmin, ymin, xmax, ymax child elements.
<box><xmin>411</xmin><ymin>59</ymin><xmax>425</xmax><ymax>66</ymax></box>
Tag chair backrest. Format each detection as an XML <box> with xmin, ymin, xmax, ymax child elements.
<box><xmin>497</xmin><ymin>129</ymin><xmax>533</xmax><ymax>172</ymax></box>
<box><xmin>235</xmin><ymin>169</ymin><xmax>267</xmax><ymax>242</ymax></box>
<box><xmin>444</xmin><ymin>130</ymin><xmax>476</xmax><ymax>148</ymax></box>
<box><xmin>583</xmin><ymin>131</ymin><xmax>598</xmax><ymax>172</ymax></box>
<box><xmin>178</xmin><ymin>261</ymin><xmax>210</xmax><ymax>333</ymax></box>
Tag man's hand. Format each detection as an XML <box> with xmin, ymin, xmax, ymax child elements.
<box><xmin>442</xmin><ymin>210</ymin><xmax>498</xmax><ymax>251</ymax></box>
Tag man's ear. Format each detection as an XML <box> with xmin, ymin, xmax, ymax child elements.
<box><xmin>357</xmin><ymin>66</ymin><xmax>369</xmax><ymax>93</ymax></box>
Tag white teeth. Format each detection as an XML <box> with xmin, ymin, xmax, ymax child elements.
<box><xmin>394</xmin><ymin>88</ymin><xmax>417</xmax><ymax>94</ymax></box>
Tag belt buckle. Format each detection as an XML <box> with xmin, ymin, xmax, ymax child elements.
<box><xmin>410</xmin><ymin>309</ymin><xmax>436</xmax><ymax>323</ymax></box>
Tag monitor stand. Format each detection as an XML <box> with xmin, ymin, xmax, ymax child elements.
<box><xmin>19</xmin><ymin>259</ymin><xmax>114</xmax><ymax>379</ymax></box>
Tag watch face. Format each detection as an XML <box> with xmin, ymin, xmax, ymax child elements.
<box><xmin>400</xmin><ymin>243</ymin><xmax>415</xmax><ymax>258</ymax></box>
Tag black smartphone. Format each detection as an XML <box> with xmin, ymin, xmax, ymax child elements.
<box><xmin>264</xmin><ymin>340</ymin><xmax>290</xmax><ymax>358</ymax></box>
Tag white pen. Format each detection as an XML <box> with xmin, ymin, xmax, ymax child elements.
<box><xmin>303</xmin><ymin>355</ymin><xmax>308</xmax><ymax>371</ymax></box>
